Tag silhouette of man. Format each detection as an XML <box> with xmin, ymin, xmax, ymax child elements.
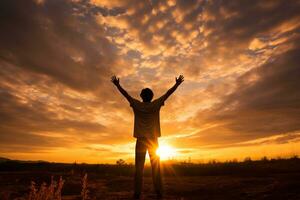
<box><xmin>111</xmin><ymin>75</ymin><xmax>184</xmax><ymax>199</ymax></box>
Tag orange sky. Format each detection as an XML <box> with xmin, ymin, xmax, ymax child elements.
<box><xmin>1</xmin><ymin>0</ymin><xmax>300</xmax><ymax>163</ymax></box>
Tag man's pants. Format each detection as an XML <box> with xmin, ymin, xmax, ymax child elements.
<box><xmin>134</xmin><ymin>137</ymin><xmax>163</xmax><ymax>195</ymax></box>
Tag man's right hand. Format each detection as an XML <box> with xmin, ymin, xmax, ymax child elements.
<box><xmin>111</xmin><ymin>75</ymin><xmax>120</xmax><ymax>86</ymax></box>
<box><xmin>175</xmin><ymin>75</ymin><xmax>184</xmax><ymax>85</ymax></box>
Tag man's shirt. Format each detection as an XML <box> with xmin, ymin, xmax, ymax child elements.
<box><xmin>129</xmin><ymin>96</ymin><xmax>166</xmax><ymax>138</ymax></box>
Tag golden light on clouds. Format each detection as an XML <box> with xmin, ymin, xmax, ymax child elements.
<box><xmin>0</xmin><ymin>0</ymin><xmax>300</xmax><ymax>163</ymax></box>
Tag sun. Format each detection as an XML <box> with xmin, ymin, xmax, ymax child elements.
<box><xmin>156</xmin><ymin>145</ymin><xmax>176</xmax><ymax>160</ymax></box>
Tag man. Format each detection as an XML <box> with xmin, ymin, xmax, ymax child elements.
<box><xmin>111</xmin><ymin>75</ymin><xmax>184</xmax><ymax>199</ymax></box>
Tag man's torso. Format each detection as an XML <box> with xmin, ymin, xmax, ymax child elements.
<box><xmin>130</xmin><ymin>98</ymin><xmax>165</xmax><ymax>138</ymax></box>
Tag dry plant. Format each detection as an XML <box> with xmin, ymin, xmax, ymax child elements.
<box><xmin>81</xmin><ymin>173</ymin><xmax>89</xmax><ymax>200</ymax></box>
<box><xmin>26</xmin><ymin>173</ymin><xmax>90</xmax><ymax>200</ymax></box>
<box><xmin>28</xmin><ymin>176</ymin><xmax>65</xmax><ymax>200</ymax></box>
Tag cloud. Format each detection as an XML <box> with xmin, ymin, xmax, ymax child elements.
<box><xmin>1</xmin><ymin>0</ymin><xmax>300</xmax><ymax>161</ymax></box>
<box><xmin>0</xmin><ymin>0</ymin><xmax>129</xmax><ymax>154</ymax></box>
<box><xmin>190</xmin><ymin>40</ymin><xmax>300</xmax><ymax>147</ymax></box>
<box><xmin>0</xmin><ymin>0</ymin><xmax>124</xmax><ymax>91</ymax></box>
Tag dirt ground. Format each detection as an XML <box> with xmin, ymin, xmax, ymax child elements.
<box><xmin>1</xmin><ymin>171</ymin><xmax>300</xmax><ymax>200</ymax></box>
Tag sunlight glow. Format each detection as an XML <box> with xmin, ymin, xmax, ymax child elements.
<box><xmin>156</xmin><ymin>145</ymin><xmax>177</xmax><ymax>160</ymax></box>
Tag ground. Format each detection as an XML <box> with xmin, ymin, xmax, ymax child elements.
<box><xmin>1</xmin><ymin>171</ymin><xmax>300</xmax><ymax>199</ymax></box>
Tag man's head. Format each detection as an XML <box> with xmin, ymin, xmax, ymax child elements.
<box><xmin>140</xmin><ymin>88</ymin><xmax>154</xmax><ymax>102</ymax></box>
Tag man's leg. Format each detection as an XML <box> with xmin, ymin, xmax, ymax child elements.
<box><xmin>148</xmin><ymin>138</ymin><xmax>163</xmax><ymax>196</ymax></box>
<box><xmin>134</xmin><ymin>138</ymin><xmax>147</xmax><ymax>198</ymax></box>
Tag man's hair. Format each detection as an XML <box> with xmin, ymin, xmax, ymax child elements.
<box><xmin>140</xmin><ymin>88</ymin><xmax>154</xmax><ymax>102</ymax></box>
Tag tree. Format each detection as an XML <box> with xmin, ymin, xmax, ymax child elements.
<box><xmin>116</xmin><ymin>159</ymin><xmax>126</xmax><ymax>165</ymax></box>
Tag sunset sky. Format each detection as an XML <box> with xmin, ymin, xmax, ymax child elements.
<box><xmin>1</xmin><ymin>0</ymin><xmax>300</xmax><ymax>163</ymax></box>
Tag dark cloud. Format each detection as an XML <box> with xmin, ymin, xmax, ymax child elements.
<box><xmin>0</xmin><ymin>0</ymin><xmax>131</xmax><ymax>154</ymax></box>
<box><xmin>0</xmin><ymin>79</ymin><xmax>106</xmax><ymax>131</ymax></box>
<box><xmin>204</xmin><ymin>0</ymin><xmax>300</xmax><ymax>39</ymax></box>
<box><xmin>0</xmin><ymin>84</ymin><xmax>107</xmax><ymax>151</ymax></box>
<box><xmin>0</xmin><ymin>0</ymin><xmax>123</xmax><ymax>91</ymax></box>
<box><xmin>0</xmin><ymin>129</ymin><xmax>69</xmax><ymax>153</ymax></box>
<box><xmin>205</xmin><ymin>132</ymin><xmax>300</xmax><ymax>149</ymax></box>
<box><xmin>202</xmin><ymin>0</ymin><xmax>300</xmax><ymax>57</ymax></box>
<box><xmin>1</xmin><ymin>0</ymin><xmax>300</xmax><ymax>160</ymax></box>
<box><xmin>191</xmin><ymin>42</ymin><xmax>300</xmax><ymax>146</ymax></box>
<box><xmin>110</xmin><ymin>0</ymin><xmax>300</xmax><ymax>77</ymax></box>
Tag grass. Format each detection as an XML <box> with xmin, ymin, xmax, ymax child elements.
<box><xmin>0</xmin><ymin>156</ymin><xmax>299</xmax><ymax>199</ymax></box>
<box><xmin>28</xmin><ymin>176</ymin><xmax>64</xmax><ymax>200</ymax></box>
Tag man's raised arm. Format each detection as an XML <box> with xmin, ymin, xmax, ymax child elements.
<box><xmin>111</xmin><ymin>75</ymin><xmax>133</xmax><ymax>102</ymax></box>
<box><xmin>161</xmin><ymin>75</ymin><xmax>184</xmax><ymax>101</ymax></box>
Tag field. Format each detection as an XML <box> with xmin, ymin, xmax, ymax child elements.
<box><xmin>0</xmin><ymin>157</ymin><xmax>300</xmax><ymax>199</ymax></box>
